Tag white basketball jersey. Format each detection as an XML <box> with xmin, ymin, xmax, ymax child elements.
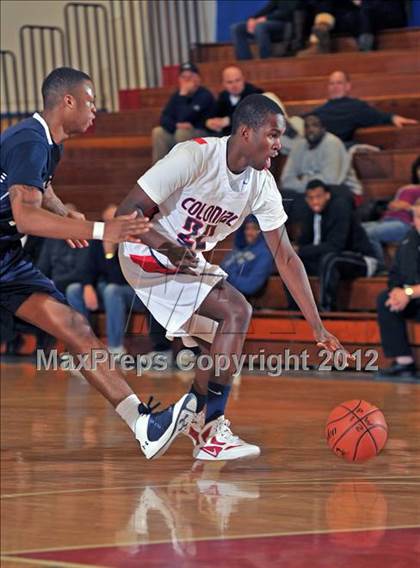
<box><xmin>138</xmin><ymin>136</ymin><xmax>287</xmax><ymax>253</ymax></box>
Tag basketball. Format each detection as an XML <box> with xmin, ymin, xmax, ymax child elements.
<box><xmin>326</xmin><ymin>400</ymin><xmax>388</xmax><ymax>462</ymax></box>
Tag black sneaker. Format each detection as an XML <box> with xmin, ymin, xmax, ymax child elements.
<box><xmin>377</xmin><ymin>362</ymin><xmax>417</xmax><ymax>378</ymax></box>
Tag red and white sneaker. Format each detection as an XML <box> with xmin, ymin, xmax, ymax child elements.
<box><xmin>189</xmin><ymin>415</ymin><xmax>260</xmax><ymax>461</ymax></box>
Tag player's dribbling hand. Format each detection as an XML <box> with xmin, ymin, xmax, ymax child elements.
<box><xmin>104</xmin><ymin>211</ymin><xmax>152</xmax><ymax>243</ymax></box>
<box><xmin>158</xmin><ymin>241</ymin><xmax>199</xmax><ymax>275</ymax></box>
<box><xmin>315</xmin><ymin>327</ymin><xmax>354</xmax><ymax>366</ymax></box>
<box><xmin>66</xmin><ymin>210</ymin><xmax>90</xmax><ymax>248</ymax></box>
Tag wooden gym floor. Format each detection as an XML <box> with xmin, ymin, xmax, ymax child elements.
<box><xmin>1</xmin><ymin>362</ymin><xmax>419</xmax><ymax>567</ymax></box>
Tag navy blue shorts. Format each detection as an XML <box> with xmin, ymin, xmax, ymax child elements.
<box><xmin>0</xmin><ymin>242</ymin><xmax>66</xmax><ymax>316</ymax></box>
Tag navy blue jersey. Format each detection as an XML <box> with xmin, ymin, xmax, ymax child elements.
<box><xmin>0</xmin><ymin>113</ymin><xmax>63</xmax><ymax>248</ymax></box>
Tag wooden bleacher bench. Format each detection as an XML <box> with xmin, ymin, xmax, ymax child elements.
<box><xmin>195</xmin><ymin>50</ymin><xmax>420</xmax><ymax>86</ymax></box>
<box><xmin>124</xmin><ymin>72</ymin><xmax>419</xmax><ymax>108</ymax></box>
<box><xmin>354</xmin><ymin>148</ymin><xmax>420</xmax><ymax>179</ymax></box>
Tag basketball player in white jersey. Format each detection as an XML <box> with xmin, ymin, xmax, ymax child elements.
<box><xmin>117</xmin><ymin>94</ymin><xmax>348</xmax><ymax>461</ymax></box>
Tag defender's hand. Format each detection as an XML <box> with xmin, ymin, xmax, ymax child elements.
<box><xmin>104</xmin><ymin>212</ymin><xmax>152</xmax><ymax>243</ymax></box>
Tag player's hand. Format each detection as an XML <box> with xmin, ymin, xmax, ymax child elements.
<box><xmin>66</xmin><ymin>210</ymin><xmax>90</xmax><ymax>248</ymax></box>
<box><xmin>178</xmin><ymin>78</ymin><xmax>197</xmax><ymax>96</ymax></box>
<box><xmin>315</xmin><ymin>327</ymin><xmax>354</xmax><ymax>365</ymax></box>
<box><xmin>386</xmin><ymin>288</ymin><xmax>409</xmax><ymax>312</ymax></box>
<box><xmin>83</xmin><ymin>285</ymin><xmax>98</xmax><ymax>311</ymax></box>
<box><xmin>158</xmin><ymin>241</ymin><xmax>199</xmax><ymax>275</ymax></box>
<box><xmin>392</xmin><ymin>115</ymin><xmax>418</xmax><ymax>128</ymax></box>
<box><xmin>246</xmin><ymin>17</ymin><xmax>256</xmax><ymax>34</ymax></box>
<box><xmin>206</xmin><ymin>118</ymin><xmax>224</xmax><ymax>132</ymax></box>
<box><xmin>103</xmin><ymin>211</ymin><xmax>152</xmax><ymax>243</ymax></box>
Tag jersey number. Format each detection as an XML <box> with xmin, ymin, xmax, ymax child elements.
<box><xmin>177</xmin><ymin>216</ymin><xmax>216</xmax><ymax>250</ymax></box>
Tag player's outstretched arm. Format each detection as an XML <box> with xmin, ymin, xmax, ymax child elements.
<box><xmin>42</xmin><ymin>182</ymin><xmax>89</xmax><ymax>249</ymax></box>
<box><xmin>9</xmin><ymin>185</ymin><xmax>151</xmax><ymax>243</ymax></box>
<box><xmin>264</xmin><ymin>225</ymin><xmax>352</xmax><ymax>359</ymax></box>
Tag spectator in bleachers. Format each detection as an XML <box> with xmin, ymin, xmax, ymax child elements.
<box><xmin>298</xmin><ymin>0</ymin><xmax>407</xmax><ymax>56</ymax></box>
<box><xmin>221</xmin><ymin>216</ymin><xmax>273</xmax><ymax>298</ymax></box>
<box><xmin>151</xmin><ymin>63</ymin><xmax>214</xmax><ymax>163</ymax></box>
<box><xmin>376</xmin><ymin>200</ymin><xmax>420</xmax><ymax>378</ymax></box>
<box><xmin>363</xmin><ymin>157</ymin><xmax>420</xmax><ymax>268</ymax></box>
<box><xmin>230</xmin><ymin>0</ymin><xmax>299</xmax><ymax>60</ymax></box>
<box><xmin>206</xmin><ymin>66</ymin><xmax>262</xmax><ymax>136</ymax></box>
<box><xmin>280</xmin><ymin>114</ymin><xmax>361</xmax><ymax>222</ymax></box>
<box><xmin>311</xmin><ymin>70</ymin><xmax>417</xmax><ymax>145</ymax></box>
<box><xmin>296</xmin><ymin>0</ymin><xmax>335</xmax><ymax>56</ymax></box>
<box><xmin>288</xmin><ymin>179</ymin><xmax>378</xmax><ymax>311</ymax></box>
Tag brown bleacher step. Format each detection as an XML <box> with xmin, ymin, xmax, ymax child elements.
<box><xmin>196</xmin><ymin>50</ymin><xmax>420</xmax><ymax>86</ymax></box>
<box><xmin>354</xmin><ymin>148</ymin><xmax>420</xmax><ymax>179</ymax></box>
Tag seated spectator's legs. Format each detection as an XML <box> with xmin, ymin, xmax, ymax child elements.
<box><xmin>377</xmin><ymin>290</ymin><xmax>420</xmax><ymax>359</ymax></box>
<box><xmin>254</xmin><ymin>20</ymin><xmax>285</xmax><ymax>58</ymax></box>
<box><xmin>319</xmin><ymin>251</ymin><xmax>369</xmax><ymax>311</ymax></box>
<box><xmin>100</xmin><ymin>283</ymin><xmax>144</xmax><ymax>352</ymax></box>
<box><xmin>174</xmin><ymin>127</ymin><xmax>207</xmax><ymax>144</ymax></box>
<box><xmin>152</xmin><ymin>126</ymin><xmax>175</xmax><ymax>163</ymax></box>
<box><xmin>363</xmin><ymin>219</ymin><xmax>411</xmax><ymax>266</ymax></box>
<box><xmin>65</xmin><ymin>282</ymin><xmax>89</xmax><ymax>318</ymax></box>
<box><xmin>231</xmin><ymin>21</ymin><xmax>253</xmax><ymax>60</ymax></box>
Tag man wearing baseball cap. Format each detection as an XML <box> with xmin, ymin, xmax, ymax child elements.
<box><xmin>152</xmin><ymin>63</ymin><xmax>214</xmax><ymax>163</ymax></box>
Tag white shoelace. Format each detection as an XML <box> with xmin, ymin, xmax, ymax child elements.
<box><xmin>216</xmin><ymin>418</ymin><xmax>240</xmax><ymax>444</ymax></box>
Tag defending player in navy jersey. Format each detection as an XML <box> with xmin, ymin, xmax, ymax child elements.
<box><xmin>0</xmin><ymin>67</ymin><xmax>197</xmax><ymax>460</ymax></box>
<box><xmin>117</xmin><ymin>94</ymin><xmax>351</xmax><ymax>461</ymax></box>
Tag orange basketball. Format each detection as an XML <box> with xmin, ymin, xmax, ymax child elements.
<box><xmin>325</xmin><ymin>400</ymin><xmax>388</xmax><ymax>462</ymax></box>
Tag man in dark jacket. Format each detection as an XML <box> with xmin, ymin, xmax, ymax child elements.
<box><xmin>376</xmin><ymin>201</ymin><xmax>420</xmax><ymax>378</ymax></box>
<box><xmin>231</xmin><ymin>0</ymin><xmax>299</xmax><ymax>60</ymax></box>
<box><xmin>290</xmin><ymin>179</ymin><xmax>378</xmax><ymax>311</ymax></box>
<box><xmin>206</xmin><ymin>66</ymin><xmax>262</xmax><ymax>136</ymax></box>
<box><xmin>312</xmin><ymin>70</ymin><xmax>417</xmax><ymax>145</ymax></box>
<box><xmin>152</xmin><ymin>63</ymin><xmax>214</xmax><ymax>163</ymax></box>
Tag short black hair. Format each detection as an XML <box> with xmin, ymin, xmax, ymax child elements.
<box><xmin>306</xmin><ymin>179</ymin><xmax>330</xmax><ymax>192</ymax></box>
<box><xmin>304</xmin><ymin>113</ymin><xmax>324</xmax><ymax>127</ymax></box>
<box><xmin>231</xmin><ymin>94</ymin><xmax>284</xmax><ymax>134</ymax></box>
<box><xmin>42</xmin><ymin>67</ymin><xmax>92</xmax><ymax>109</ymax></box>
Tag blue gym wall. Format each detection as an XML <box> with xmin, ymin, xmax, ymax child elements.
<box><xmin>216</xmin><ymin>0</ymin><xmax>267</xmax><ymax>42</ymax></box>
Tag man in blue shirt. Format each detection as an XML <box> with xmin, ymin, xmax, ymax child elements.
<box><xmin>0</xmin><ymin>67</ymin><xmax>197</xmax><ymax>460</ymax></box>
<box><xmin>221</xmin><ymin>216</ymin><xmax>273</xmax><ymax>297</ymax></box>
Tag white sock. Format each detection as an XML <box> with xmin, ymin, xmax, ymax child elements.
<box><xmin>116</xmin><ymin>394</ymin><xmax>141</xmax><ymax>433</ymax></box>
<box><xmin>396</xmin><ymin>356</ymin><xmax>414</xmax><ymax>365</ymax></box>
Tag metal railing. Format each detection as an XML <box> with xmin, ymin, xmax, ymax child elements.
<box><xmin>64</xmin><ymin>2</ymin><xmax>115</xmax><ymax>111</ymax></box>
<box><xmin>108</xmin><ymin>0</ymin><xmax>206</xmax><ymax>90</ymax></box>
<box><xmin>19</xmin><ymin>25</ymin><xmax>67</xmax><ymax>115</ymax></box>
<box><xmin>0</xmin><ymin>50</ymin><xmax>20</xmax><ymax>126</ymax></box>
<box><xmin>1</xmin><ymin>0</ymin><xmax>211</xmax><ymax>119</ymax></box>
